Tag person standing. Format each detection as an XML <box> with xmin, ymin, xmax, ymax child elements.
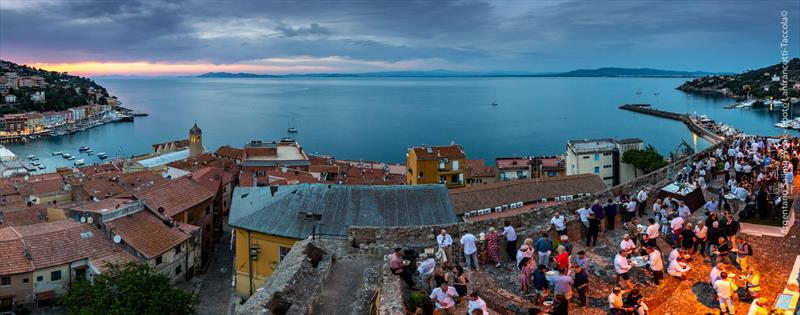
<box><xmin>417</xmin><ymin>253</ymin><xmax>436</xmax><ymax>292</ymax></box>
<box><xmin>646</xmin><ymin>218</ymin><xmax>660</xmax><ymax>240</ymax></box>
<box><xmin>677</xmin><ymin>201</ymin><xmax>691</xmax><ymax>220</ymax></box>
<box><xmin>485</xmin><ymin>227</ymin><xmax>501</xmax><ymax>267</ymax></box>
<box><xmin>714</xmin><ymin>272</ymin><xmax>737</xmax><ymax>315</ymax></box>
<box><xmin>646</xmin><ymin>247</ymin><xmax>664</xmax><ymax>285</ymax></box>
<box><xmin>467</xmin><ymin>292</ymin><xmax>489</xmax><ymax>315</ymax></box>
<box><xmin>573</xmin><ymin>265</ymin><xmax>589</xmax><ymax>307</ymax></box>
<box><xmin>502</xmin><ymin>221</ymin><xmax>518</xmax><ymax>263</ymax></box>
<box><xmin>614</xmin><ymin>250</ymin><xmax>633</xmax><ymax>289</ymax></box>
<box><xmin>591</xmin><ymin>200</ymin><xmax>606</xmax><ymax>233</ymax></box>
<box><xmin>534</xmin><ymin>233</ymin><xmax>554</xmax><ymax>268</ymax></box>
<box><xmin>681</xmin><ymin>223</ymin><xmax>696</xmax><ymax>252</ymax></box>
<box><xmin>436</xmin><ymin>229</ymin><xmax>454</xmax><ymax>268</ymax></box>
<box><xmin>519</xmin><ymin>257</ymin><xmax>533</xmax><ymax>294</ymax></box>
<box><xmin>460</xmin><ymin>232</ymin><xmax>479</xmax><ymax>271</ymax></box>
<box><xmin>694</xmin><ymin>222</ymin><xmax>709</xmax><ymax>258</ymax></box>
<box><xmin>587</xmin><ymin>213</ymin><xmax>600</xmax><ymax>247</ymax></box>
<box><xmin>625</xmin><ymin>198</ymin><xmax>637</xmax><ymax>223</ymax></box>
<box><xmin>550</xmin><ymin>212</ymin><xmax>568</xmax><ymax>236</ymax></box>
<box><xmin>636</xmin><ymin>189</ymin><xmax>649</xmax><ymax>217</ymax></box>
<box><xmin>736</xmin><ymin>236</ymin><xmax>752</xmax><ymax>271</ymax></box>
<box><xmin>605</xmin><ymin>199</ymin><xmax>618</xmax><ymax>230</ymax></box>
<box><xmin>551</xmin><ymin>268</ymin><xmax>574</xmax><ymax>299</ymax></box>
<box><xmin>576</xmin><ymin>205</ymin><xmax>592</xmax><ymax>228</ymax></box>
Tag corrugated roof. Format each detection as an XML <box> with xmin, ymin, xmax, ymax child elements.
<box><xmin>137</xmin><ymin>149</ymin><xmax>190</xmax><ymax>168</ymax></box>
<box><xmin>229</xmin><ymin>184</ymin><xmax>457</xmax><ymax>239</ymax></box>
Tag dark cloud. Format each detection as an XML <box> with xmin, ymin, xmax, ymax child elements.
<box><xmin>0</xmin><ymin>0</ymin><xmax>797</xmax><ymax>72</ymax></box>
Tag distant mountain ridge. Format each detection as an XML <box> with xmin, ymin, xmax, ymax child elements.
<box><xmin>197</xmin><ymin>67</ymin><xmax>728</xmax><ymax>79</ymax></box>
<box><xmin>677</xmin><ymin>58</ymin><xmax>800</xmax><ymax>99</ymax></box>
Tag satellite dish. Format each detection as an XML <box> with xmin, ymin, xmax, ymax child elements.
<box><xmin>80</xmin><ymin>216</ymin><xmax>86</xmax><ymax>223</ymax></box>
<box><xmin>113</xmin><ymin>235</ymin><xmax>122</xmax><ymax>243</ymax></box>
<box><xmin>24</xmin><ymin>175</ymin><xmax>29</xmax><ymax>181</ymax></box>
<box><xmin>87</xmin><ymin>217</ymin><xmax>94</xmax><ymax>224</ymax></box>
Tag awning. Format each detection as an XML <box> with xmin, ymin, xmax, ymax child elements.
<box><xmin>35</xmin><ymin>290</ymin><xmax>55</xmax><ymax>300</ymax></box>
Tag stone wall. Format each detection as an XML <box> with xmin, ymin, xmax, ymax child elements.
<box><xmin>349</xmin><ymin>139</ymin><xmax>730</xmax><ymax>253</ymax></box>
<box><xmin>236</xmin><ymin>239</ymin><xmax>334</xmax><ymax>315</ymax></box>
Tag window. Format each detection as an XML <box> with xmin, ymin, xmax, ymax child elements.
<box><xmin>155</xmin><ymin>255</ymin><xmax>163</xmax><ymax>266</ymax></box>
<box><xmin>452</xmin><ymin>160</ymin><xmax>459</xmax><ymax>170</ymax></box>
<box><xmin>175</xmin><ymin>265</ymin><xmax>182</xmax><ymax>275</ymax></box>
<box><xmin>187</xmin><ymin>211</ymin><xmax>194</xmax><ymax>222</ymax></box>
<box><xmin>176</xmin><ymin>245</ymin><xmax>182</xmax><ymax>254</ymax></box>
<box><xmin>418</xmin><ymin>171</ymin><xmax>424</xmax><ymax>178</ymax></box>
<box><xmin>279</xmin><ymin>246</ymin><xmax>291</xmax><ymax>262</ymax></box>
<box><xmin>582</xmin><ymin>156</ymin><xmax>589</xmax><ymax>159</ymax></box>
<box><xmin>22</xmin><ymin>278</ymin><xmax>28</xmax><ymax>283</ymax></box>
<box><xmin>594</xmin><ymin>153</ymin><xmax>600</xmax><ymax>161</ymax></box>
<box><xmin>36</xmin><ymin>276</ymin><xmax>43</xmax><ymax>282</ymax></box>
<box><xmin>439</xmin><ymin>175</ymin><xmax>446</xmax><ymax>184</ymax></box>
<box><xmin>75</xmin><ymin>268</ymin><xmax>86</xmax><ymax>280</ymax></box>
<box><xmin>593</xmin><ymin>166</ymin><xmax>600</xmax><ymax>174</ymax></box>
<box><xmin>516</xmin><ymin>170</ymin><xmax>524</xmax><ymax>178</ymax></box>
<box><xmin>50</xmin><ymin>270</ymin><xmax>62</xmax><ymax>281</ymax></box>
<box><xmin>603</xmin><ymin>164</ymin><xmax>612</xmax><ymax>168</ymax></box>
<box><xmin>0</xmin><ymin>276</ymin><xmax>9</xmax><ymax>286</ymax></box>
<box><xmin>205</xmin><ymin>206</ymin><xmax>210</xmax><ymax>215</ymax></box>
<box><xmin>438</xmin><ymin>160</ymin><xmax>446</xmax><ymax>169</ymax></box>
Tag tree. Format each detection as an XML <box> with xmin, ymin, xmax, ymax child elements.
<box><xmin>622</xmin><ymin>145</ymin><xmax>668</xmax><ymax>177</ymax></box>
<box><xmin>60</xmin><ymin>263</ymin><xmax>197</xmax><ymax>315</ymax></box>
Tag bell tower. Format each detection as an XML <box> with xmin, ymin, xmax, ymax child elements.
<box><xmin>188</xmin><ymin>122</ymin><xmax>203</xmax><ymax>157</ymax></box>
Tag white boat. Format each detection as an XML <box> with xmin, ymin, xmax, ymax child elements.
<box><xmin>62</xmin><ymin>153</ymin><xmax>72</xmax><ymax>159</ymax></box>
<box><xmin>776</xmin><ymin>120</ymin><xmax>792</xmax><ymax>128</ymax></box>
<box><xmin>735</xmin><ymin>100</ymin><xmax>756</xmax><ymax>108</ymax></box>
<box><xmin>38</xmin><ymin>165</ymin><xmax>46</xmax><ymax>170</ymax></box>
<box><xmin>79</xmin><ymin>146</ymin><xmax>90</xmax><ymax>152</ymax></box>
<box><xmin>68</xmin><ymin>156</ymin><xmax>76</xmax><ymax>160</ymax></box>
<box><xmin>52</xmin><ymin>151</ymin><xmax>62</xmax><ymax>156</ymax></box>
<box><xmin>98</xmin><ymin>152</ymin><xmax>108</xmax><ymax>159</ymax></box>
<box><xmin>74</xmin><ymin>159</ymin><xmax>84</xmax><ymax>166</ymax></box>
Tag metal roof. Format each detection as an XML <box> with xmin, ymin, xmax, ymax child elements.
<box><xmin>228</xmin><ymin>184</ymin><xmax>457</xmax><ymax>239</ymax></box>
<box><xmin>136</xmin><ymin>149</ymin><xmax>190</xmax><ymax>168</ymax></box>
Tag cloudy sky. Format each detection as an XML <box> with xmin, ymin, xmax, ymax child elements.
<box><xmin>0</xmin><ymin>0</ymin><xmax>798</xmax><ymax>76</ymax></box>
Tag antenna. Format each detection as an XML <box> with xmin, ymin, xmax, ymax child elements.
<box><xmin>113</xmin><ymin>235</ymin><xmax>122</xmax><ymax>243</ymax></box>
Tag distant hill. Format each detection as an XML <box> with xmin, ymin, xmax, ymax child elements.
<box><xmin>0</xmin><ymin>59</ymin><xmax>112</xmax><ymax>114</ymax></box>
<box><xmin>677</xmin><ymin>58</ymin><xmax>800</xmax><ymax>99</ymax></box>
<box><xmin>195</xmin><ymin>67</ymin><xmax>721</xmax><ymax>79</ymax></box>
<box><xmin>559</xmin><ymin>67</ymin><xmax>727</xmax><ymax>77</ymax></box>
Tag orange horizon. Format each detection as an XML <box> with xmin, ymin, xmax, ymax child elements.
<box><xmin>29</xmin><ymin>61</ymin><xmax>337</xmax><ymax>76</ymax></box>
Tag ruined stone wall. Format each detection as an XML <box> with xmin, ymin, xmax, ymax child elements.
<box><xmin>349</xmin><ymin>139</ymin><xmax>730</xmax><ymax>253</ymax></box>
<box><xmin>236</xmin><ymin>239</ymin><xmax>334</xmax><ymax>315</ymax></box>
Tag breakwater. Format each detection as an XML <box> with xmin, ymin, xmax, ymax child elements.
<box><xmin>619</xmin><ymin>104</ymin><xmax>726</xmax><ymax>144</ymax></box>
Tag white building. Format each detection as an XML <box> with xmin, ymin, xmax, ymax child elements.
<box><xmin>3</xmin><ymin>94</ymin><xmax>17</xmax><ymax>103</ymax></box>
<box><xmin>565</xmin><ymin>138</ymin><xmax>643</xmax><ymax>186</ymax></box>
<box><xmin>31</xmin><ymin>91</ymin><xmax>45</xmax><ymax>103</ymax></box>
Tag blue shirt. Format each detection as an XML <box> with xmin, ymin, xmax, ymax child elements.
<box><xmin>533</xmin><ymin>270</ymin><xmax>549</xmax><ymax>290</ymax></box>
<box><xmin>704</xmin><ymin>200</ymin><xmax>718</xmax><ymax>212</ymax></box>
<box><xmin>534</xmin><ymin>237</ymin><xmax>553</xmax><ymax>253</ymax></box>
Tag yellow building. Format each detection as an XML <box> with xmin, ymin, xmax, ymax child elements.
<box><xmin>406</xmin><ymin>144</ymin><xmax>467</xmax><ymax>188</ymax></box>
<box><xmin>228</xmin><ymin>184</ymin><xmax>459</xmax><ymax>299</ymax></box>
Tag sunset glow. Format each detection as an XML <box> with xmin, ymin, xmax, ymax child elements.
<box><xmin>30</xmin><ymin>61</ymin><xmax>335</xmax><ymax>76</ymax></box>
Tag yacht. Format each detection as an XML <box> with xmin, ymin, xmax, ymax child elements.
<box><xmin>52</xmin><ymin>151</ymin><xmax>62</xmax><ymax>156</ymax></box>
<box><xmin>79</xmin><ymin>146</ymin><xmax>90</xmax><ymax>152</ymax></box>
<box><xmin>97</xmin><ymin>152</ymin><xmax>108</xmax><ymax>159</ymax></box>
<box><xmin>87</xmin><ymin>150</ymin><xmax>94</xmax><ymax>155</ymax></box>
<box><xmin>62</xmin><ymin>153</ymin><xmax>72</xmax><ymax>159</ymax></box>
<box><xmin>38</xmin><ymin>165</ymin><xmax>46</xmax><ymax>170</ymax></box>
<box><xmin>26</xmin><ymin>154</ymin><xmax>36</xmax><ymax>160</ymax></box>
<box><xmin>31</xmin><ymin>161</ymin><xmax>40</xmax><ymax>166</ymax></box>
<box><xmin>74</xmin><ymin>159</ymin><xmax>85</xmax><ymax>166</ymax></box>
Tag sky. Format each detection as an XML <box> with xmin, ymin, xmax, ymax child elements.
<box><xmin>0</xmin><ymin>0</ymin><xmax>798</xmax><ymax>76</ymax></box>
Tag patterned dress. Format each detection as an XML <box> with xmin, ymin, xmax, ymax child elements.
<box><xmin>486</xmin><ymin>231</ymin><xmax>501</xmax><ymax>264</ymax></box>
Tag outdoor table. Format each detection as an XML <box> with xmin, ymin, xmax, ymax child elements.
<box><xmin>629</xmin><ymin>256</ymin><xmax>649</xmax><ymax>286</ymax></box>
<box><xmin>657</xmin><ymin>183</ymin><xmax>706</xmax><ymax>212</ymax></box>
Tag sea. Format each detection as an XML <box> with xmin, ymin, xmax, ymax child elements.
<box><xmin>5</xmin><ymin>76</ymin><xmax>797</xmax><ymax>172</ymax></box>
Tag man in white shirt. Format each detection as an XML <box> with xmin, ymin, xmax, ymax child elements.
<box><xmin>625</xmin><ymin>199</ymin><xmax>637</xmax><ymax>222</ymax></box>
<box><xmin>467</xmin><ymin>292</ymin><xmax>489</xmax><ymax>315</ymax></box>
<box><xmin>709</xmin><ymin>263</ymin><xmax>725</xmax><ymax>285</ymax></box>
<box><xmin>646</xmin><ymin>247</ymin><xmax>664</xmax><ymax>285</ymax></box>
<box><xmin>502</xmin><ymin>221</ymin><xmax>517</xmax><ymax>263</ymax></box>
<box><xmin>670</xmin><ymin>216</ymin><xmax>684</xmax><ymax>243</ymax></box>
<box><xmin>677</xmin><ymin>201</ymin><xmax>691</xmax><ymax>220</ymax></box>
<box><xmin>429</xmin><ymin>281</ymin><xmax>459</xmax><ymax>312</ymax></box>
<box><xmin>417</xmin><ymin>254</ymin><xmax>436</xmax><ymax>292</ymax></box>
<box><xmin>646</xmin><ymin>218</ymin><xmax>660</xmax><ymax>240</ymax></box>
<box><xmin>608</xmin><ymin>287</ymin><xmax>634</xmax><ymax>314</ymax></box>
<box><xmin>576</xmin><ymin>205</ymin><xmax>592</xmax><ymax>228</ymax></box>
<box><xmin>734</xmin><ymin>185</ymin><xmax>750</xmax><ymax>212</ymax></box>
<box><xmin>550</xmin><ymin>212</ymin><xmax>567</xmax><ymax>235</ymax></box>
<box><xmin>748</xmin><ymin>297</ymin><xmax>769</xmax><ymax>315</ymax></box>
<box><xmin>461</xmin><ymin>232</ymin><xmax>479</xmax><ymax>271</ymax></box>
<box><xmin>436</xmin><ymin>229</ymin><xmax>453</xmax><ymax>267</ymax></box>
<box><xmin>636</xmin><ymin>189</ymin><xmax>648</xmax><ymax>216</ymax></box>
<box><xmin>667</xmin><ymin>257</ymin><xmax>691</xmax><ymax>280</ymax></box>
<box><xmin>614</xmin><ymin>250</ymin><xmax>633</xmax><ymax>289</ymax></box>
<box><xmin>714</xmin><ymin>272</ymin><xmax>737</xmax><ymax>315</ymax></box>
<box><xmin>619</xmin><ymin>234</ymin><xmax>636</xmax><ymax>256</ymax></box>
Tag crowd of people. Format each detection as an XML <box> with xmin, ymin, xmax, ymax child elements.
<box><xmin>390</xmin><ymin>134</ymin><xmax>793</xmax><ymax>314</ymax></box>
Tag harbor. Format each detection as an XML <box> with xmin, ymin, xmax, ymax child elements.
<box><xmin>0</xmin><ymin>108</ymin><xmax>135</xmax><ymax>142</ymax></box>
<box><xmin>619</xmin><ymin>103</ymin><xmax>736</xmax><ymax>144</ymax></box>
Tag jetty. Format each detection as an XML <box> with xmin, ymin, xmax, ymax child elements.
<box><xmin>619</xmin><ymin>104</ymin><xmax>727</xmax><ymax>144</ymax></box>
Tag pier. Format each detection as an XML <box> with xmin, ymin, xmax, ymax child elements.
<box><xmin>619</xmin><ymin>104</ymin><xmax>726</xmax><ymax>144</ymax></box>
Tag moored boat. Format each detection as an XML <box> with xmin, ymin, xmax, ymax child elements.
<box><xmin>97</xmin><ymin>152</ymin><xmax>108</xmax><ymax>159</ymax></box>
<box><xmin>74</xmin><ymin>159</ymin><xmax>84</xmax><ymax>166</ymax></box>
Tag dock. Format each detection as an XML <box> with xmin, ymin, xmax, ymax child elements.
<box><xmin>619</xmin><ymin>104</ymin><xmax>726</xmax><ymax>144</ymax></box>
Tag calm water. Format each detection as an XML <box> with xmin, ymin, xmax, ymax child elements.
<box><xmin>6</xmin><ymin>77</ymin><xmax>796</xmax><ymax>172</ymax></box>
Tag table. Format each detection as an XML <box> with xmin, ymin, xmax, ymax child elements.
<box><xmin>629</xmin><ymin>256</ymin><xmax>649</xmax><ymax>286</ymax></box>
<box><xmin>657</xmin><ymin>183</ymin><xmax>706</xmax><ymax>212</ymax></box>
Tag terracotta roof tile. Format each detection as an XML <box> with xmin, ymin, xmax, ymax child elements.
<box><xmin>135</xmin><ymin>177</ymin><xmax>215</xmax><ymax>217</ymax></box>
<box><xmin>411</xmin><ymin>145</ymin><xmax>465</xmax><ymax>160</ymax></box>
<box><xmin>190</xmin><ymin>167</ymin><xmax>224</xmax><ymax>193</ymax></box>
<box><xmin>0</xmin><ymin>207</ymin><xmax>48</xmax><ymax>227</ymax></box>
<box><xmin>214</xmin><ymin>145</ymin><xmax>243</xmax><ymax>160</ymax></box>
<box><xmin>105</xmin><ymin>211</ymin><xmax>192</xmax><ymax>259</ymax></box>
<box><xmin>449</xmin><ymin>174</ymin><xmax>607</xmax><ymax>214</ymax></box>
<box><xmin>466</xmin><ymin>159</ymin><xmax>496</xmax><ymax>178</ymax></box>
<box><xmin>0</xmin><ymin>229</ymin><xmax>33</xmax><ymax>275</ymax></box>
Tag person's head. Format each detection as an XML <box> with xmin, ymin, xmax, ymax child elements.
<box><xmin>574</xmin><ymin>265</ymin><xmax>582</xmax><ymax>274</ymax></box>
<box><xmin>679</xmin><ymin>200</ymin><xmax>685</xmax><ymax>206</ymax></box>
<box><xmin>716</xmin><ymin>263</ymin><xmax>725</xmax><ymax>270</ymax></box>
<box><xmin>607</xmin><ymin>198</ymin><xmax>613</xmax><ymax>203</ymax></box>
<box><xmin>454</xmin><ymin>265</ymin><xmax>464</xmax><ymax>275</ymax></box>
<box><xmin>678</xmin><ymin>248</ymin><xmax>686</xmax><ymax>254</ymax></box>
<box><xmin>471</xmin><ymin>310</ymin><xmax>483</xmax><ymax>315</ymax></box>
<box><xmin>756</xmin><ymin>297</ymin><xmax>768</xmax><ymax>307</ymax></box>
<box><xmin>469</xmin><ymin>291</ymin><xmax>479</xmax><ymax>301</ymax></box>
<box><xmin>720</xmin><ymin>272</ymin><xmax>728</xmax><ymax>280</ymax></box>
<box><xmin>737</xmin><ymin>236</ymin><xmax>745</xmax><ymax>243</ymax></box>
<box><xmin>489</xmin><ymin>227</ymin><xmax>496</xmax><ymax>233</ymax></box>
<box><xmin>419</xmin><ymin>253</ymin><xmax>428</xmax><ymax>260</ymax></box>
<box><xmin>440</xmin><ymin>229</ymin><xmax>447</xmax><ymax>235</ymax></box>
<box><xmin>520</xmin><ymin>244</ymin><xmax>529</xmax><ymax>252</ymax></box>
<box><xmin>618</xmin><ymin>249</ymin><xmax>626</xmax><ymax>255</ymax></box>
<box><xmin>557</xmin><ymin>245</ymin><xmax>565</xmax><ymax>254</ymax></box>
<box><xmin>394</xmin><ymin>247</ymin><xmax>402</xmax><ymax>255</ymax></box>
<box><xmin>630</xmin><ymin>288</ymin><xmax>641</xmax><ymax>296</ymax></box>
<box><xmin>538</xmin><ymin>264</ymin><xmax>548</xmax><ymax>272</ymax></box>
<box><xmin>519</xmin><ymin>257</ymin><xmax>530</xmax><ymax>269</ymax></box>
<box><xmin>642</xmin><ymin>234</ymin><xmax>651</xmax><ymax>242</ymax></box>
<box><xmin>560</xmin><ymin>235</ymin><xmax>569</xmax><ymax>242</ymax></box>
<box><xmin>440</xmin><ymin>280</ymin><xmax>449</xmax><ymax>290</ymax></box>
<box><xmin>594</xmin><ymin>199</ymin><xmax>599</xmax><ymax>205</ymax></box>
<box><xmin>645</xmin><ymin>246</ymin><xmax>654</xmax><ymax>254</ymax></box>
<box><xmin>504</xmin><ymin>220</ymin><xmax>511</xmax><ymax>227</ymax></box>
<box><xmin>623</xmin><ymin>233</ymin><xmax>630</xmax><ymax>240</ymax></box>
<box><xmin>612</xmin><ymin>287</ymin><xmax>622</xmax><ymax>295</ymax></box>
<box><xmin>542</xmin><ymin>233</ymin><xmax>549</xmax><ymax>239</ymax></box>
<box><xmin>584</xmin><ymin>204</ymin><xmax>590</xmax><ymax>209</ymax></box>
<box><xmin>718</xmin><ymin>236</ymin><xmax>726</xmax><ymax>244</ymax></box>
<box><xmin>712</xmin><ymin>221</ymin><xmax>719</xmax><ymax>228</ymax></box>
<box><xmin>554</xmin><ymin>211</ymin><xmax>560</xmax><ymax>217</ymax></box>
<box><xmin>685</xmin><ymin>222</ymin><xmax>693</xmax><ymax>230</ymax></box>
<box><xmin>577</xmin><ymin>250</ymin><xmax>585</xmax><ymax>257</ymax></box>
<box><xmin>648</xmin><ymin>218</ymin><xmax>655</xmax><ymax>225</ymax></box>
<box><xmin>697</xmin><ymin>222</ymin><xmax>704</xmax><ymax>228</ymax></box>
<box><xmin>525</xmin><ymin>238</ymin><xmax>534</xmax><ymax>246</ymax></box>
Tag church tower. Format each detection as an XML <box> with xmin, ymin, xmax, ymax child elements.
<box><xmin>189</xmin><ymin>123</ymin><xmax>203</xmax><ymax>157</ymax></box>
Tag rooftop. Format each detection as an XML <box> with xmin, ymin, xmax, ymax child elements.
<box><xmin>134</xmin><ymin>149</ymin><xmax>190</xmax><ymax>168</ymax></box>
<box><xmin>104</xmin><ymin>210</ymin><xmax>194</xmax><ymax>259</ymax></box>
<box><xmin>449</xmin><ymin>173</ymin><xmax>607</xmax><ymax>214</ymax></box>
<box><xmin>409</xmin><ymin>145</ymin><xmax>465</xmax><ymax>160</ymax></box>
<box><xmin>495</xmin><ymin>157</ymin><xmax>530</xmax><ymax>170</ymax></box>
<box><xmin>229</xmin><ymin>184</ymin><xmax>458</xmax><ymax>239</ymax></box>
<box><xmin>135</xmin><ymin>177</ymin><xmax>215</xmax><ymax>218</ymax></box>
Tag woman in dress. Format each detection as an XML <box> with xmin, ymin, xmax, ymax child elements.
<box><xmin>486</xmin><ymin>227</ymin><xmax>501</xmax><ymax>267</ymax></box>
<box><xmin>519</xmin><ymin>257</ymin><xmax>532</xmax><ymax>294</ymax></box>
<box><xmin>450</xmin><ymin>265</ymin><xmax>469</xmax><ymax>301</ymax></box>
